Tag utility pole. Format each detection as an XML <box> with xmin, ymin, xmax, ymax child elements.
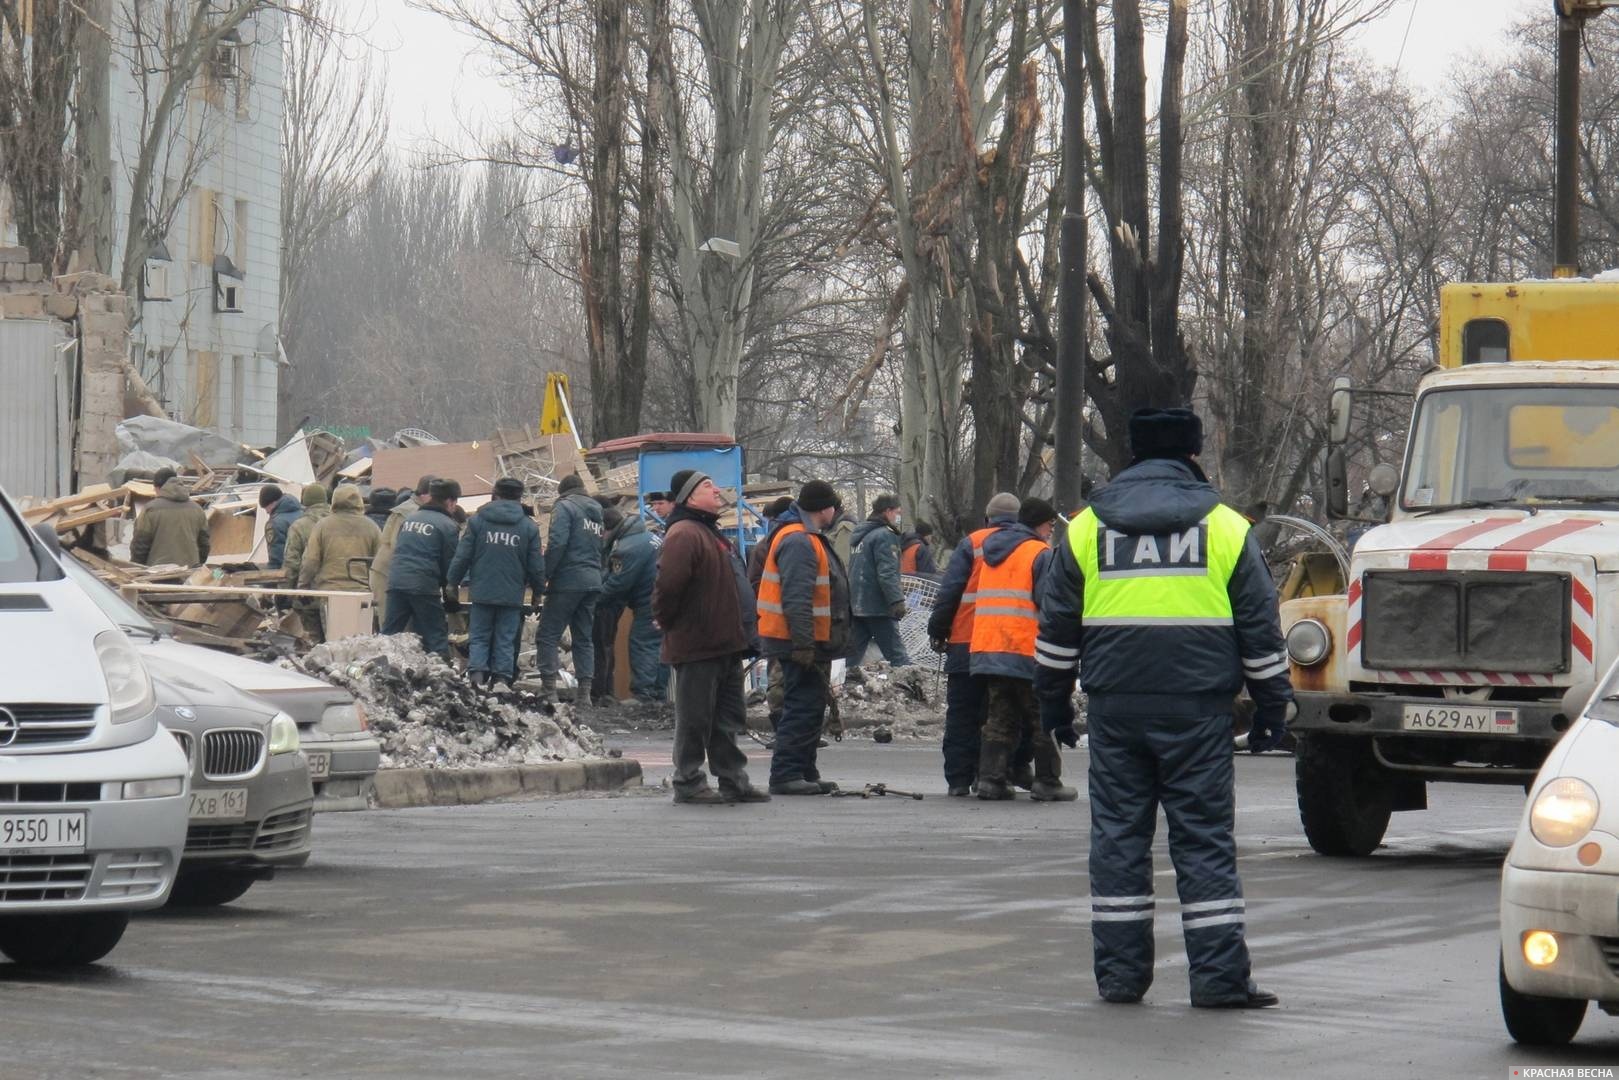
<box><xmin>1553</xmin><ymin>1</ymin><xmax>1619</xmax><ymax>275</ymax></box>
<box><xmin>1052</xmin><ymin>0</ymin><xmax>1087</xmax><ymax>512</ymax></box>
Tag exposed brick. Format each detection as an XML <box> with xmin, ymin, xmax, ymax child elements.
<box><xmin>44</xmin><ymin>295</ymin><xmax>78</xmax><ymax>319</ymax></box>
<box><xmin>3</xmin><ymin>263</ymin><xmax>22</xmax><ymax>282</ymax></box>
<box><xmin>2</xmin><ymin>293</ymin><xmax>45</xmax><ymax>317</ymax></box>
<box><xmin>23</xmin><ymin>263</ymin><xmax>43</xmax><ymax>282</ymax></box>
<box><xmin>80</xmin><ymin>312</ymin><xmax>127</xmax><ymax>335</ymax></box>
<box><xmin>0</xmin><ymin>246</ymin><xmax>27</xmax><ymax>263</ymax></box>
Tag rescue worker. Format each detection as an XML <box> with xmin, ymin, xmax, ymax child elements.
<box><xmin>280</xmin><ymin>483</ymin><xmax>332</xmax><ymax>588</ymax></box>
<box><xmin>746</xmin><ymin>496</ymin><xmax>794</xmax><ymax>740</ymax></box>
<box><xmin>899</xmin><ymin>521</ymin><xmax>937</xmax><ymax>576</ymax></box>
<box><xmin>846</xmin><ymin>494</ymin><xmax>911</xmax><ymax>669</ymax></box>
<box><xmin>131</xmin><ymin>468</ymin><xmax>210</xmax><ymax>567</ymax></box>
<box><xmin>927</xmin><ymin>492</ymin><xmax>1021</xmax><ymax>796</ymax></box>
<box><xmin>536</xmin><ymin>473</ymin><xmax>605</xmax><ymax>702</ymax></box>
<box><xmin>259</xmin><ymin>485</ymin><xmax>303</xmax><ymax>570</ymax></box>
<box><xmin>602</xmin><ymin>509</ymin><xmax>665</xmax><ymax>703</ymax></box>
<box><xmin>971</xmin><ymin>497</ymin><xmax>1075</xmax><ymax>802</ymax></box>
<box><xmin>591</xmin><ymin>503</ymin><xmax>627</xmax><ymax>704</ymax></box>
<box><xmin>365</xmin><ymin>487</ymin><xmax>396</xmax><ymax>531</ymax></box>
<box><xmin>296</xmin><ymin>485</ymin><xmax>381</xmax><ymax>641</ymax></box>
<box><xmin>1036</xmin><ymin>407</ymin><xmax>1292</xmax><ymax>1009</ymax></box>
<box><xmin>448</xmin><ymin>477</ymin><xmax>545</xmax><ymax>688</ymax></box>
<box><xmin>651</xmin><ymin>470</ymin><xmax>769</xmax><ymax>804</ymax></box>
<box><xmin>371</xmin><ymin>474</ymin><xmax>434</xmax><ymax>627</ymax></box>
<box><xmin>383</xmin><ymin>478</ymin><xmax>461</xmax><ymax>660</ymax></box>
<box><xmin>759</xmin><ymin>480</ymin><xmax>850</xmax><ymax>795</ymax></box>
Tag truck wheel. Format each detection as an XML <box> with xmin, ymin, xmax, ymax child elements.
<box><xmin>0</xmin><ymin>912</ymin><xmax>129</xmax><ymax>967</ymax></box>
<box><xmin>1501</xmin><ymin>954</ymin><xmax>1586</xmax><ymax>1045</ymax></box>
<box><xmin>1295</xmin><ymin>733</ymin><xmax>1392</xmax><ymax>856</ymax></box>
<box><xmin>167</xmin><ymin>870</ymin><xmax>257</xmax><ymax>908</ymax></box>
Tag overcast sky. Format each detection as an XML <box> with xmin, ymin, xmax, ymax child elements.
<box><xmin>364</xmin><ymin>0</ymin><xmax>1537</xmax><ymax>153</ymax></box>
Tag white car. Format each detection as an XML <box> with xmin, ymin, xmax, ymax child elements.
<box><xmin>1500</xmin><ymin>669</ymin><xmax>1619</xmax><ymax>1044</ymax></box>
<box><xmin>0</xmin><ymin>488</ymin><xmax>189</xmax><ymax>967</ymax></box>
<box><xmin>55</xmin><ymin>554</ymin><xmax>381</xmax><ymax>812</ymax></box>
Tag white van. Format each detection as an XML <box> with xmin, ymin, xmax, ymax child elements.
<box><xmin>0</xmin><ymin>487</ymin><xmax>188</xmax><ymax>966</ymax></box>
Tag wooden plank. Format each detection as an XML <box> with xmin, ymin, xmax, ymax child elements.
<box><xmin>338</xmin><ymin>457</ymin><xmax>373</xmax><ymax>479</ymax></box>
<box><xmin>21</xmin><ymin>483</ymin><xmax>128</xmax><ymax>523</ymax></box>
<box><xmin>54</xmin><ymin>505</ymin><xmax>127</xmax><ymax>532</ymax></box>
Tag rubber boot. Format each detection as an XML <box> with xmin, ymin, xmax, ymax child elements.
<box><xmin>1008</xmin><ymin>763</ymin><xmax>1036</xmax><ymax>791</ymax></box>
<box><xmin>976</xmin><ymin>741</ymin><xmax>1015</xmax><ymax>801</ymax></box>
<box><xmin>575</xmin><ymin>677</ymin><xmax>594</xmax><ymax>707</ymax></box>
<box><xmin>539</xmin><ymin>674</ymin><xmax>557</xmax><ymax>703</ymax></box>
<box><xmin>1028</xmin><ymin>738</ymin><xmax>1078</xmax><ymax>802</ymax></box>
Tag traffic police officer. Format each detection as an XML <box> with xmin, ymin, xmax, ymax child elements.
<box><xmin>1035</xmin><ymin>407</ymin><xmax>1293</xmax><ymax>1009</ymax></box>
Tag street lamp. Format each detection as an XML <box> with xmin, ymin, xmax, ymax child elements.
<box><xmin>1052</xmin><ymin>0</ymin><xmax>1087</xmax><ymax>511</ymax></box>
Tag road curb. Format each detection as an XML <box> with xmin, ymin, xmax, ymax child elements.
<box><xmin>371</xmin><ymin>757</ymin><xmax>644</xmax><ymax>808</ymax></box>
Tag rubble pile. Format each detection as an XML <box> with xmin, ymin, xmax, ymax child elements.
<box><xmin>293</xmin><ymin>634</ymin><xmax>606</xmax><ymax>768</ymax></box>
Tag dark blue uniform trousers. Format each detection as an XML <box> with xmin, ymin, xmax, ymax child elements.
<box><xmin>1087</xmin><ymin>709</ymin><xmax>1252</xmax><ymax>1005</ymax></box>
<box><xmin>383</xmin><ymin>590</ymin><xmax>449</xmax><ymax>658</ymax></box>
<box><xmin>468</xmin><ymin>603</ymin><xmax>522</xmax><ymax>678</ymax></box>
<box><xmin>770</xmin><ymin>658</ymin><xmax>829</xmax><ymax>786</ymax></box>
<box><xmin>942</xmin><ymin>673</ymin><xmax>986</xmax><ymax>788</ymax></box>
<box><xmin>537</xmin><ymin>589</ymin><xmax>599</xmax><ymax>681</ymax></box>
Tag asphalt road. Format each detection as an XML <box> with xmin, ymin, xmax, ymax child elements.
<box><xmin>4</xmin><ymin>735</ymin><xmax>1613</xmax><ymax>1079</ymax></box>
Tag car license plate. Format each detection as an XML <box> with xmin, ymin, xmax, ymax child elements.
<box><xmin>189</xmin><ymin>788</ymin><xmax>248</xmax><ymax>821</ymax></box>
<box><xmin>1401</xmin><ymin>703</ymin><xmax>1520</xmax><ymax>734</ymax></box>
<box><xmin>307</xmin><ymin>752</ymin><xmax>331</xmax><ymax>781</ymax></box>
<box><xmin>0</xmin><ymin>812</ymin><xmax>86</xmax><ymax>854</ymax></box>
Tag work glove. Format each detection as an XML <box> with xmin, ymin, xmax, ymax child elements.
<box><xmin>442</xmin><ymin>586</ymin><xmax>462</xmax><ymax>614</ymax></box>
<box><xmin>889</xmin><ymin>601</ymin><xmax>909</xmax><ymax>620</ymax></box>
<box><xmin>789</xmin><ymin>647</ymin><xmax>816</xmax><ymax>668</ymax></box>
<box><xmin>1248</xmin><ymin>701</ymin><xmax>1297</xmax><ymax>754</ymax></box>
<box><xmin>929</xmin><ymin>637</ymin><xmax>949</xmax><ymax>655</ymax></box>
<box><xmin>1041</xmin><ymin>695</ymin><xmax>1079</xmax><ymax>748</ymax></box>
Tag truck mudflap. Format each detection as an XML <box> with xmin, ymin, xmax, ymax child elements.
<box><xmin>1291</xmin><ymin>689</ymin><xmax>1580</xmax><ymax>784</ymax></box>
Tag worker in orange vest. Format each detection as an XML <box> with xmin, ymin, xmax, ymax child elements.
<box><xmin>757</xmin><ymin>480</ymin><xmax>851</xmax><ymax>795</ymax></box>
<box><xmin>971</xmin><ymin>497</ymin><xmax>1077</xmax><ymax>801</ymax></box>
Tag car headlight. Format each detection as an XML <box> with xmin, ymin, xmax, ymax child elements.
<box><xmin>1285</xmin><ymin>619</ymin><xmax>1331</xmax><ymax>667</ymax></box>
<box><xmin>268</xmin><ymin>712</ymin><xmax>300</xmax><ymax>755</ymax></box>
<box><xmin>96</xmin><ymin>630</ymin><xmax>155</xmax><ymax>724</ymax></box>
<box><xmin>123</xmin><ymin>777</ymin><xmax>184</xmax><ymax>799</ymax></box>
<box><xmin>321</xmin><ymin>701</ymin><xmax>366</xmax><ymax>733</ymax></box>
<box><xmin>1530</xmin><ymin>777</ymin><xmax>1600</xmax><ymax>847</ymax></box>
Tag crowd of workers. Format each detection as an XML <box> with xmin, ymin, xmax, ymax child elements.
<box><xmin>127</xmin><ymin>406</ymin><xmax>1294</xmax><ymax>1010</ymax></box>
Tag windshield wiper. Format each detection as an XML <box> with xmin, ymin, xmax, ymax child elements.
<box><xmin>1414</xmin><ymin>500</ymin><xmax>1534</xmax><ymax>518</ymax></box>
<box><xmin>119</xmin><ymin>621</ymin><xmax>160</xmax><ymax>642</ymax></box>
<box><xmin>1527</xmin><ymin>494</ymin><xmax>1619</xmax><ymax>507</ymax></box>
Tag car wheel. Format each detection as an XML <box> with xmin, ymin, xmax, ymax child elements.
<box><xmin>1500</xmin><ymin>954</ymin><xmax>1586</xmax><ymax>1045</ymax></box>
<box><xmin>0</xmin><ymin>912</ymin><xmax>130</xmax><ymax>967</ymax></box>
<box><xmin>1295</xmin><ymin>733</ymin><xmax>1392</xmax><ymax>856</ymax></box>
<box><xmin>166</xmin><ymin>870</ymin><xmax>257</xmax><ymax>908</ymax></box>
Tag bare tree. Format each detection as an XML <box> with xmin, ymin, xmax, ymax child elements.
<box><xmin>0</xmin><ymin>0</ymin><xmax>87</xmax><ymax>271</ymax></box>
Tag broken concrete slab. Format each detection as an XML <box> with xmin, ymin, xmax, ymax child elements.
<box><xmin>370</xmin><ymin>758</ymin><xmax>642</xmax><ymax>808</ymax></box>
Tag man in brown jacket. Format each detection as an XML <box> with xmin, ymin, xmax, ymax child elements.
<box><xmin>297</xmin><ymin>485</ymin><xmax>381</xmax><ymax>641</ymax></box>
<box><xmin>651</xmin><ymin>469</ymin><xmax>770</xmax><ymax>805</ymax></box>
<box><xmin>131</xmin><ymin>468</ymin><xmax>210</xmax><ymax>567</ymax></box>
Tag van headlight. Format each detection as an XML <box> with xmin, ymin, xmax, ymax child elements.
<box><xmin>268</xmin><ymin>712</ymin><xmax>300</xmax><ymax>755</ymax></box>
<box><xmin>123</xmin><ymin>777</ymin><xmax>184</xmax><ymax>799</ymax></box>
<box><xmin>96</xmin><ymin>630</ymin><xmax>155</xmax><ymax>724</ymax></box>
<box><xmin>1285</xmin><ymin>619</ymin><xmax>1331</xmax><ymax>667</ymax></box>
<box><xmin>1530</xmin><ymin>777</ymin><xmax>1600</xmax><ymax>847</ymax></box>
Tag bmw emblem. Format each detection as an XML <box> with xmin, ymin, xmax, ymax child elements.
<box><xmin>174</xmin><ymin>707</ymin><xmax>196</xmax><ymax>721</ymax></box>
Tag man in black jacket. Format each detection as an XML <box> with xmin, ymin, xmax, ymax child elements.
<box><xmin>449</xmin><ymin>477</ymin><xmax>545</xmax><ymax>687</ymax></box>
<box><xmin>1035</xmin><ymin>408</ymin><xmax>1293</xmax><ymax>1010</ymax></box>
<box><xmin>536</xmin><ymin>473</ymin><xmax>606</xmax><ymax>701</ymax></box>
<box><xmin>383</xmin><ymin>478</ymin><xmax>462</xmax><ymax>660</ymax></box>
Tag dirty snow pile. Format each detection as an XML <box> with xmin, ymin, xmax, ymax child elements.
<box><xmin>291</xmin><ymin>634</ymin><xmax>606</xmax><ymax>768</ymax></box>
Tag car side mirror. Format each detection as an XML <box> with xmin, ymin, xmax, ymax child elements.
<box><xmin>1325</xmin><ymin>448</ymin><xmax>1349</xmax><ymax>519</ymax></box>
<box><xmin>1328</xmin><ymin>377</ymin><xmax>1353</xmax><ymax>446</ymax></box>
<box><xmin>1562</xmin><ymin>682</ymin><xmax>1597</xmax><ymax>722</ymax></box>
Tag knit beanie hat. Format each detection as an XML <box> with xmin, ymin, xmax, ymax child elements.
<box><xmin>300</xmin><ymin>483</ymin><xmax>329</xmax><ymax>508</ymax></box>
<box><xmin>1018</xmin><ymin>497</ymin><xmax>1057</xmax><ymax>528</ymax></box>
<box><xmin>985</xmin><ymin>491</ymin><xmax>1020</xmax><ymax>519</ymax></box>
<box><xmin>797</xmin><ymin>480</ymin><xmax>838</xmax><ymax>513</ymax></box>
<box><xmin>669</xmin><ymin>469</ymin><xmax>712</xmax><ymax>506</ymax></box>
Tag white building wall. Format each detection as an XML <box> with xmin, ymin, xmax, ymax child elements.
<box><xmin>108</xmin><ymin>9</ymin><xmax>285</xmax><ymax>446</ymax></box>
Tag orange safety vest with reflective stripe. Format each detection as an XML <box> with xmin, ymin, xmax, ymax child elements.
<box><xmin>949</xmin><ymin>528</ymin><xmax>996</xmax><ymax>646</ymax></box>
<box><xmin>756</xmin><ymin>523</ymin><xmax>832</xmax><ymax>642</ymax></box>
<box><xmin>900</xmin><ymin>543</ymin><xmax>919</xmax><ymax>574</ymax></box>
<box><xmin>969</xmin><ymin>536</ymin><xmax>1044</xmax><ymax>660</ymax></box>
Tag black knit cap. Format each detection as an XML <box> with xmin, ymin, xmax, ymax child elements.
<box><xmin>558</xmin><ymin>473</ymin><xmax>584</xmax><ymax>494</ymax></box>
<box><xmin>1018</xmin><ymin>497</ymin><xmax>1057</xmax><ymax>528</ymax></box>
<box><xmin>797</xmin><ymin>479</ymin><xmax>838</xmax><ymax>513</ymax></box>
<box><xmin>493</xmin><ymin>477</ymin><xmax>524</xmax><ymax>500</ymax></box>
<box><xmin>1129</xmin><ymin>407</ymin><xmax>1203</xmax><ymax>461</ymax></box>
<box><xmin>764</xmin><ymin>495</ymin><xmax>793</xmax><ymax>519</ymax></box>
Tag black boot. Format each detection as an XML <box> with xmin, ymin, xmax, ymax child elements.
<box><xmin>976</xmin><ymin>742</ymin><xmax>1014</xmax><ymax>800</ymax></box>
<box><xmin>1029</xmin><ymin>738</ymin><xmax>1078</xmax><ymax>802</ymax></box>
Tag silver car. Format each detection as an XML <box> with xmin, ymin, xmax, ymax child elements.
<box><xmin>147</xmin><ymin>655</ymin><xmax>314</xmax><ymax>906</ymax></box>
<box><xmin>55</xmin><ymin>556</ymin><xmax>381</xmax><ymax>811</ymax></box>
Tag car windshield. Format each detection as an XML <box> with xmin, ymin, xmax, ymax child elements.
<box><xmin>1402</xmin><ymin>385</ymin><xmax>1619</xmax><ymax>512</ymax></box>
<box><xmin>58</xmin><ymin>552</ymin><xmax>162</xmax><ymax>638</ymax></box>
<box><xmin>0</xmin><ymin>501</ymin><xmax>50</xmax><ymax>583</ymax></box>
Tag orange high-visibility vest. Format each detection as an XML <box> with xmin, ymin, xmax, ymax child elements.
<box><xmin>757</xmin><ymin>523</ymin><xmax>832</xmax><ymax>642</ymax></box>
<box><xmin>900</xmin><ymin>543</ymin><xmax>918</xmax><ymax>574</ymax></box>
<box><xmin>948</xmin><ymin>528</ymin><xmax>996</xmax><ymax>646</ymax></box>
<box><xmin>968</xmin><ymin>536</ymin><xmax>1044</xmax><ymax>659</ymax></box>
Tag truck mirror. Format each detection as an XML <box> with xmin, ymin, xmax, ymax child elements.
<box><xmin>1367</xmin><ymin>463</ymin><xmax>1400</xmax><ymax>499</ymax></box>
<box><xmin>1326</xmin><ymin>447</ymin><xmax>1349</xmax><ymax>518</ymax></box>
<box><xmin>1328</xmin><ymin>376</ymin><xmax>1353</xmax><ymax>445</ymax></box>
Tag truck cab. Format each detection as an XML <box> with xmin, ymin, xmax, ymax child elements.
<box><xmin>1287</xmin><ymin>281</ymin><xmax>1619</xmax><ymax>856</ymax></box>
